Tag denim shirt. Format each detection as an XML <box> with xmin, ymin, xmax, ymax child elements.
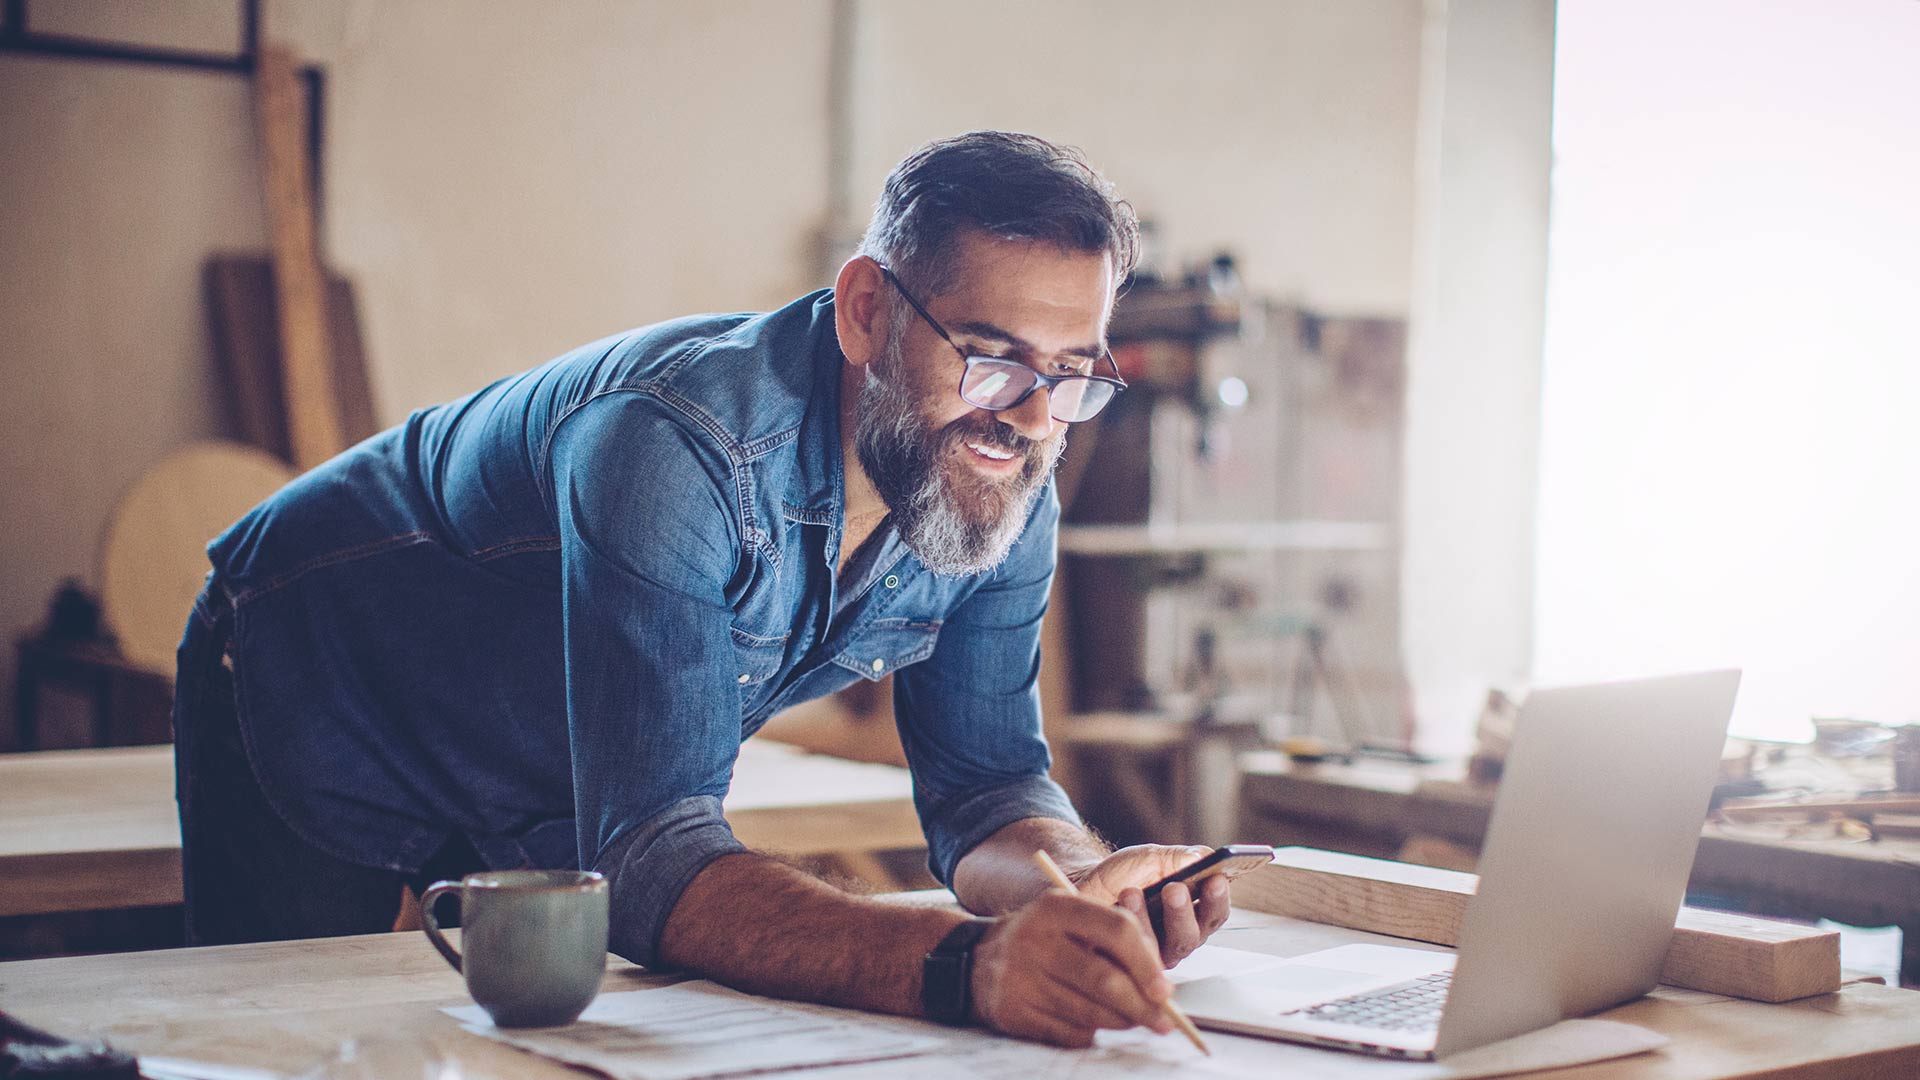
<box><xmin>206</xmin><ymin>289</ymin><xmax>1079</xmax><ymax>966</ymax></box>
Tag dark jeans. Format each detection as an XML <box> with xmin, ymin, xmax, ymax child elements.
<box><xmin>173</xmin><ymin>584</ymin><xmax>483</xmax><ymax>945</ymax></box>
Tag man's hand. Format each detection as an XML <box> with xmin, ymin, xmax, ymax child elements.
<box><xmin>1070</xmin><ymin>845</ymin><xmax>1233</xmax><ymax>967</ymax></box>
<box><xmin>968</xmin><ymin>891</ymin><xmax>1175</xmax><ymax>1048</ymax></box>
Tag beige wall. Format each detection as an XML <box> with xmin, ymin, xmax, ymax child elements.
<box><xmin>847</xmin><ymin>0</ymin><xmax>1422</xmax><ymax>316</ymax></box>
<box><xmin>2</xmin><ymin>0</ymin><xmax>1439</xmax><ymax>734</ymax></box>
<box><xmin>274</xmin><ymin>0</ymin><xmax>835</xmax><ymax>413</ymax></box>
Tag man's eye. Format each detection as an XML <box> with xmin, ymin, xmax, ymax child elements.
<box><xmin>1050</xmin><ymin>361</ymin><xmax>1094</xmax><ymax>377</ymax></box>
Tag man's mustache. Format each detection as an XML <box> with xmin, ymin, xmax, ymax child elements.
<box><xmin>942</xmin><ymin>415</ymin><xmax>1040</xmax><ymax>457</ymax></box>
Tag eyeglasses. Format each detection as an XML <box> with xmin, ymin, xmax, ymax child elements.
<box><xmin>877</xmin><ymin>265</ymin><xmax>1126</xmax><ymax>423</ymax></box>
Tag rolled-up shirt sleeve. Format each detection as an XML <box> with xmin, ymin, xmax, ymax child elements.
<box><xmin>547</xmin><ymin>391</ymin><xmax>749</xmax><ymax>968</ymax></box>
<box><xmin>892</xmin><ymin>484</ymin><xmax>1081</xmax><ymax>886</ymax></box>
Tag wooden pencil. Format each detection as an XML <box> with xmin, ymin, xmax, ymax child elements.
<box><xmin>1030</xmin><ymin>850</ymin><xmax>1211</xmax><ymax>1056</ymax></box>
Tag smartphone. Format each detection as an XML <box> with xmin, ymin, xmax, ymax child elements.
<box><xmin>1142</xmin><ymin>844</ymin><xmax>1274</xmax><ymax>937</ymax></box>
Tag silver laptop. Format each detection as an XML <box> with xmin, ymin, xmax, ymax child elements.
<box><xmin>1178</xmin><ymin>669</ymin><xmax>1741</xmax><ymax>1060</ymax></box>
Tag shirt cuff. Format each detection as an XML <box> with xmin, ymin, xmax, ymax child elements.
<box><xmin>594</xmin><ymin>794</ymin><xmax>747</xmax><ymax>969</ymax></box>
<box><xmin>922</xmin><ymin>774</ymin><xmax>1082</xmax><ymax>887</ymax></box>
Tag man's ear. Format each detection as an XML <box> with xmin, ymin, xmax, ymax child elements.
<box><xmin>834</xmin><ymin>256</ymin><xmax>887</xmax><ymax>369</ymax></box>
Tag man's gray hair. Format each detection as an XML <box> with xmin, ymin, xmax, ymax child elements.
<box><xmin>856</xmin><ymin>131</ymin><xmax>1139</xmax><ymax>299</ymax></box>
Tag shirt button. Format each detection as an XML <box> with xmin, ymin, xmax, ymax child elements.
<box><xmin>737</xmin><ymin>673</ymin><xmax>752</xmax><ymax>684</ymax></box>
<box><xmin>871</xmin><ymin>658</ymin><xmax>885</xmax><ymax>673</ymax></box>
<box><xmin>884</xmin><ymin>574</ymin><xmax>899</xmax><ymax>589</ymax></box>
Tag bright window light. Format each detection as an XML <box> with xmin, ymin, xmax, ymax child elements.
<box><xmin>1535</xmin><ymin>0</ymin><xmax>1920</xmax><ymax>741</ymax></box>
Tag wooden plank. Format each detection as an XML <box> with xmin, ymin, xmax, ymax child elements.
<box><xmin>725</xmin><ymin>741</ymin><xmax>923</xmax><ymax>860</ymax></box>
<box><xmin>204</xmin><ymin>256</ymin><xmax>291</xmax><ymax>460</ymax></box>
<box><xmin>1232</xmin><ymin>846</ymin><xmax>1474</xmax><ymax>944</ymax></box>
<box><xmin>1720</xmin><ymin>795</ymin><xmax>1920</xmax><ymax>821</ymax></box>
<box><xmin>0</xmin><ymin>747</ymin><xmax>183</xmax><ymax>917</ymax></box>
<box><xmin>1667</xmin><ymin>907</ymin><xmax>1843</xmax><ymax>1003</ymax></box>
<box><xmin>253</xmin><ymin>43</ymin><xmax>346</xmax><ymax>470</ymax></box>
<box><xmin>205</xmin><ymin>256</ymin><xmax>379</xmax><ymax>463</ymax></box>
<box><xmin>1873</xmin><ymin>813</ymin><xmax>1920</xmax><ymax>839</ymax></box>
<box><xmin>729</xmin><ymin>799</ymin><xmax>923</xmax><ymax>858</ymax></box>
<box><xmin>0</xmin><ymin>849</ymin><xmax>182</xmax><ymax>918</ymax></box>
<box><xmin>1231</xmin><ymin>847</ymin><xmax>1841</xmax><ymax>1003</ymax></box>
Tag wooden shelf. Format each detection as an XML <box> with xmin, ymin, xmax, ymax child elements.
<box><xmin>1058</xmin><ymin>520</ymin><xmax>1391</xmax><ymax>556</ymax></box>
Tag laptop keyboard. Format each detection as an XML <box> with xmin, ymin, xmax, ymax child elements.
<box><xmin>1282</xmin><ymin>971</ymin><xmax>1453</xmax><ymax>1032</ymax></box>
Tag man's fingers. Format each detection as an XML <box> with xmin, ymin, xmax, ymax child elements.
<box><xmin>1195</xmin><ymin>873</ymin><xmax>1233</xmax><ymax>934</ymax></box>
<box><xmin>1027</xmin><ymin>1011</ymin><xmax>1098</xmax><ymax>1049</ymax></box>
<box><xmin>1156</xmin><ymin>880</ymin><xmax>1203</xmax><ymax>963</ymax></box>
<box><xmin>1042</xmin><ymin>968</ymin><xmax>1160</xmax><ymax>1034</ymax></box>
<box><xmin>975</xmin><ymin>890</ymin><xmax>1205</xmax><ymax>1048</ymax></box>
<box><xmin>1054</xmin><ymin>956</ymin><xmax>1173</xmax><ymax>1032</ymax></box>
<box><xmin>994</xmin><ymin>993</ymin><xmax>1095</xmax><ymax>1049</ymax></box>
<box><xmin>1036</xmin><ymin>922</ymin><xmax>1167</xmax><ymax>1030</ymax></box>
<box><xmin>1115</xmin><ymin>886</ymin><xmax>1148</xmax><ymax>927</ymax></box>
<box><xmin>1064</xmin><ymin>903</ymin><xmax>1174</xmax><ymax>1002</ymax></box>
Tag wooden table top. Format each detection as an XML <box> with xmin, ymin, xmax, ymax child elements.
<box><xmin>2</xmin><ymin>902</ymin><xmax>1915</xmax><ymax>1079</ymax></box>
<box><xmin>0</xmin><ymin>741</ymin><xmax>921</xmax><ymax>918</ymax></box>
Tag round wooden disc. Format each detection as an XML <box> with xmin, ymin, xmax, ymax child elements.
<box><xmin>99</xmin><ymin>441</ymin><xmax>295</xmax><ymax>674</ymax></box>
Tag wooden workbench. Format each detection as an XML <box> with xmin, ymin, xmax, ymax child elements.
<box><xmin>3</xmin><ymin>902</ymin><xmax>1916</xmax><ymax>1078</ymax></box>
<box><xmin>1237</xmin><ymin>751</ymin><xmax>1920</xmax><ymax>987</ymax></box>
<box><xmin>0</xmin><ymin>741</ymin><xmax>924</xmax><ymax>919</ymax></box>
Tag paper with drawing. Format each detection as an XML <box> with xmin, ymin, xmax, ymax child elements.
<box><xmin>445</xmin><ymin>946</ymin><xmax>1666</xmax><ymax>1079</ymax></box>
<box><xmin>444</xmin><ymin>982</ymin><xmax>940</xmax><ymax>1080</ymax></box>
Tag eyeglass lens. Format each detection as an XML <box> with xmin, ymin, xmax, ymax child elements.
<box><xmin>960</xmin><ymin>359</ymin><xmax>1115</xmax><ymax>423</ymax></box>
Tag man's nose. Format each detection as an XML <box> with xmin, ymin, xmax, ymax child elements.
<box><xmin>997</xmin><ymin>387</ymin><xmax>1058</xmax><ymax>443</ymax></box>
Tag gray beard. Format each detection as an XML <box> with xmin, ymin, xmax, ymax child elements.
<box><xmin>853</xmin><ymin>334</ymin><xmax>1063</xmax><ymax>578</ymax></box>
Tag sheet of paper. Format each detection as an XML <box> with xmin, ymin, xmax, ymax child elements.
<box><xmin>443</xmin><ymin>982</ymin><xmax>944</xmax><ymax>1080</ymax></box>
<box><xmin>137</xmin><ymin>1059</ymin><xmax>284</xmax><ymax>1080</ymax></box>
<box><xmin>781</xmin><ymin>981</ymin><xmax>1666</xmax><ymax>1080</ymax></box>
<box><xmin>791</xmin><ymin>1015</ymin><xmax>1658</xmax><ymax>1080</ymax></box>
<box><xmin>785</xmin><ymin>1021</ymin><xmax>1242</xmax><ymax>1079</ymax></box>
<box><xmin>1167</xmin><ymin>943</ymin><xmax>1292</xmax><ymax>984</ymax></box>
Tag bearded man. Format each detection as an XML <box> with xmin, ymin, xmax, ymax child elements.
<box><xmin>173</xmin><ymin>131</ymin><xmax>1233</xmax><ymax>1046</ymax></box>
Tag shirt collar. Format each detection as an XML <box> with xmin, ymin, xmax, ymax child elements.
<box><xmin>784</xmin><ymin>289</ymin><xmax>847</xmax><ymax>529</ymax></box>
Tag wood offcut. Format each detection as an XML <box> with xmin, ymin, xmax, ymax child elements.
<box><xmin>1231</xmin><ymin>847</ymin><xmax>1842</xmax><ymax>1004</ymax></box>
<box><xmin>253</xmin><ymin>42</ymin><xmax>348</xmax><ymax>470</ymax></box>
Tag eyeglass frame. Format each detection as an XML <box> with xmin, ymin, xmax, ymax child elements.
<box><xmin>875</xmin><ymin>264</ymin><xmax>1127</xmax><ymax>424</ymax></box>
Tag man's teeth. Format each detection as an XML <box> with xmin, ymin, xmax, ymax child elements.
<box><xmin>966</xmin><ymin>441</ymin><xmax>1016</xmax><ymax>461</ymax></box>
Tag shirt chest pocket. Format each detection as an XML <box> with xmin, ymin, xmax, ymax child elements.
<box><xmin>729</xmin><ymin>626</ymin><xmax>790</xmax><ymax>688</ymax></box>
<box><xmin>833</xmin><ymin>618</ymin><xmax>942</xmax><ymax>682</ymax></box>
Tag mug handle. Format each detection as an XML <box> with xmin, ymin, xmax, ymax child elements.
<box><xmin>420</xmin><ymin>879</ymin><xmax>464</xmax><ymax>973</ymax></box>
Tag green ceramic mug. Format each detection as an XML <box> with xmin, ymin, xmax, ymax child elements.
<box><xmin>421</xmin><ymin>869</ymin><xmax>609</xmax><ymax>1028</ymax></box>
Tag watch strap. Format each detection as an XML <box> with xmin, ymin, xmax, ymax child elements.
<box><xmin>922</xmin><ymin>917</ymin><xmax>994</xmax><ymax>1026</ymax></box>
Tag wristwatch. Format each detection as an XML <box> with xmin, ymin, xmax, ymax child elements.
<box><xmin>922</xmin><ymin>918</ymin><xmax>995</xmax><ymax>1026</ymax></box>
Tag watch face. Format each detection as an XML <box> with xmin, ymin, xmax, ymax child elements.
<box><xmin>924</xmin><ymin>952</ymin><xmax>970</xmax><ymax>1024</ymax></box>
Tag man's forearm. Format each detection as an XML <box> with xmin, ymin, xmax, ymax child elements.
<box><xmin>950</xmin><ymin>817</ymin><xmax>1111</xmax><ymax>915</ymax></box>
<box><xmin>657</xmin><ymin>851</ymin><xmax>966</xmax><ymax>1016</ymax></box>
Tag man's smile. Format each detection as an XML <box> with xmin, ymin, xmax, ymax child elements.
<box><xmin>961</xmin><ymin>437</ymin><xmax>1023</xmax><ymax>472</ymax></box>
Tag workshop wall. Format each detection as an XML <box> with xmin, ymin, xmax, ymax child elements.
<box><xmin>847</xmin><ymin>1</ymin><xmax>1421</xmax><ymax>317</ymax></box>
<box><xmin>0</xmin><ymin>0</ymin><xmax>1431</xmax><ymax>732</ymax></box>
<box><xmin>1</xmin><ymin>47</ymin><xmax>263</xmax><ymax>739</ymax></box>
<box><xmin>272</xmin><ymin>0</ymin><xmax>835</xmax><ymax>413</ymax></box>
